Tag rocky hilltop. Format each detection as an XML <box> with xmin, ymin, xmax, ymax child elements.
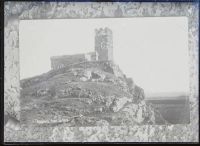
<box><xmin>20</xmin><ymin>61</ymin><xmax>167</xmax><ymax>126</ymax></box>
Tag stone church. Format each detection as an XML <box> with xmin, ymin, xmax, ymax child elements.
<box><xmin>50</xmin><ymin>27</ymin><xmax>113</xmax><ymax>70</ymax></box>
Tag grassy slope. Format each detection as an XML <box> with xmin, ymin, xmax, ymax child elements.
<box><xmin>20</xmin><ymin>61</ymin><xmax>134</xmax><ymax>126</ymax></box>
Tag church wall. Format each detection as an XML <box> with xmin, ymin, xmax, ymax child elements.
<box><xmin>51</xmin><ymin>54</ymin><xmax>86</xmax><ymax>70</ymax></box>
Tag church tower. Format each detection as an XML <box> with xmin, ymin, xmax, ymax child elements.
<box><xmin>95</xmin><ymin>27</ymin><xmax>113</xmax><ymax>61</ymax></box>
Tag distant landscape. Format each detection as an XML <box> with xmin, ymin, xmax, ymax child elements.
<box><xmin>145</xmin><ymin>93</ymin><xmax>190</xmax><ymax>124</ymax></box>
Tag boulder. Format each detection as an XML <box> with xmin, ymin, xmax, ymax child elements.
<box><xmin>121</xmin><ymin>101</ymin><xmax>156</xmax><ymax>124</ymax></box>
<box><xmin>111</xmin><ymin>97</ymin><xmax>132</xmax><ymax>112</ymax></box>
<box><xmin>83</xmin><ymin>70</ymin><xmax>91</xmax><ymax>79</ymax></box>
<box><xmin>112</xmin><ymin>64</ymin><xmax>124</xmax><ymax>78</ymax></box>
<box><xmin>80</xmin><ymin>77</ymin><xmax>87</xmax><ymax>82</ymax></box>
<box><xmin>130</xmin><ymin>85</ymin><xmax>145</xmax><ymax>103</ymax></box>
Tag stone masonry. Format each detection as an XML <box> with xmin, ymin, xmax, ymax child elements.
<box><xmin>51</xmin><ymin>27</ymin><xmax>113</xmax><ymax>70</ymax></box>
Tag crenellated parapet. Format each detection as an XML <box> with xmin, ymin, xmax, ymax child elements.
<box><xmin>95</xmin><ymin>27</ymin><xmax>113</xmax><ymax>36</ymax></box>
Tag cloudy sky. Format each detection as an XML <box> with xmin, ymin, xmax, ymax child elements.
<box><xmin>19</xmin><ymin>17</ymin><xmax>189</xmax><ymax>96</ymax></box>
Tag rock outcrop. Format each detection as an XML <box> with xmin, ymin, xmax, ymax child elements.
<box><xmin>20</xmin><ymin>61</ymin><xmax>166</xmax><ymax>126</ymax></box>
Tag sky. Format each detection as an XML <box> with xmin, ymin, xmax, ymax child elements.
<box><xmin>19</xmin><ymin>17</ymin><xmax>190</xmax><ymax>97</ymax></box>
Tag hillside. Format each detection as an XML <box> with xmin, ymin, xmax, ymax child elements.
<box><xmin>20</xmin><ymin>61</ymin><xmax>167</xmax><ymax>126</ymax></box>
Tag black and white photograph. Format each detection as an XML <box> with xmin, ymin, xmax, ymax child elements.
<box><xmin>3</xmin><ymin>1</ymin><xmax>199</xmax><ymax>143</ymax></box>
<box><xmin>18</xmin><ymin>17</ymin><xmax>190</xmax><ymax>126</ymax></box>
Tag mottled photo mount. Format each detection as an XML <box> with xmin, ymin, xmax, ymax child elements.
<box><xmin>4</xmin><ymin>2</ymin><xmax>199</xmax><ymax>142</ymax></box>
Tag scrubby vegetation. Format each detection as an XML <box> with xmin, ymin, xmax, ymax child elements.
<box><xmin>20</xmin><ymin>61</ymin><xmax>167</xmax><ymax>126</ymax></box>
